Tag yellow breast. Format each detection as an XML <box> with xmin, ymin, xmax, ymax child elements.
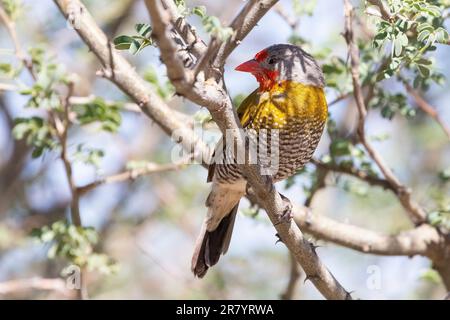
<box><xmin>237</xmin><ymin>81</ymin><xmax>328</xmax><ymax>129</ymax></box>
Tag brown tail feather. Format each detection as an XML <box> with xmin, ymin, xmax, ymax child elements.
<box><xmin>191</xmin><ymin>204</ymin><xmax>239</xmax><ymax>278</ymax></box>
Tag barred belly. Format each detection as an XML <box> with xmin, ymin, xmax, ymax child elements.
<box><xmin>213</xmin><ymin>118</ymin><xmax>325</xmax><ymax>184</ymax></box>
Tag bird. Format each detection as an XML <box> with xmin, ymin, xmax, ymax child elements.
<box><xmin>191</xmin><ymin>44</ymin><xmax>328</xmax><ymax>278</ymax></box>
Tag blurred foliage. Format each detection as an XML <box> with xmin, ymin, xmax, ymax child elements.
<box><xmin>292</xmin><ymin>0</ymin><xmax>318</xmax><ymax>16</ymax></box>
<box><xmin>143</xmin><ymin>66</ymin><xmax>175</xmax><ymax>100</ymax></box>
<box><xmin>1</xmin><ymin>0</ymin><xmax>22</xmax><ymax>20</ymax></box>
<box><xmin>73</xmin><ymin>98</ymin><xmax>122</xmax><ymax>132</ymax></box>
<box><xmin>31</xmin><ymin>220</ymin><xmax>118</xmax><ymax>275</ymax></box>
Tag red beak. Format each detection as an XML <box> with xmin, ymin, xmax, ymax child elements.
<box><xmin>235</xmin><ymin>59</ymin><xmax>261</xmax><ymax>73</ymax></box>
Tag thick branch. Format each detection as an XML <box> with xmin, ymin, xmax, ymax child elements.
<box><xmin>50</xmin><ymin>0</ymin><xmax>450</xmax><ymax>295</ymax></box>
<box><xmin>53</xmin><ymin>0</ymin><xmax>209</xmax><ymax>166</ymax></box>
<box><xmin>294</xmin><ymin>206</ymin><xmax>440</xmax><ymax>256</ymax></box>
<box><xmin>146</xmin><ymin>0</ymin><xmax>351</xmax><ymax>300</ymax></box>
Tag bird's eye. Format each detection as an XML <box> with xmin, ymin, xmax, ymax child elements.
<box><xmin>268</xmin><ymin>58</ymin><xmax>275</xmax><ymax>64</ymax></box>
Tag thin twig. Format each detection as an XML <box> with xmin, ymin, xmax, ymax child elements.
<box><xmin>0</xmin><ymin>277</ymin><xmax>74</xmax><ymax>298</ymax></box>
<box><xmin>280</xmin><ymin>253</ymin><xmax>302</xmax><ymax>300</ymax></box>
<box><xmin>49</xmin><ymin>81</ymin><xmax>88</xmax><ymax>300</ymax></box>
<box><xmin>0</xmin><ymin>6</ymin><xmax>36</xmax><ymax>79</ymax></box>
<box><xmin>274</xmin><ymin>3</ymin><xmax>299</xmax><ymax>30</ymax></box>
<box><xmin>366</xmin><ymin>0</ymin><xmax>392</xmax><ymax>21</ymax></box>
<box><xmin>404</xmin><ymin>82</ymin><xmax>450</xmax><ymax>140</ymax></box>
<box><xmin>0</xmin><ymin>83</ymin><xmax>17</xmax><ymax>91</ymax></box>
<box><xmin>343</xmin><ymin>0</ymin><xmax>426</xmax><ymax>224</ymax></box>
<box><xmin>312</xmin><ymin>159</ymin><xmax>395</xmax><ymax>192</ymax></box>
<box><xmin>161</xmin><ymin>0</ymin><xmax>207</xmax><ymax>59</ymax></box>
<box><xmin>77</xmin><ymin>161</ymin><xmax>188</xmax><ymax>196</ymax></box>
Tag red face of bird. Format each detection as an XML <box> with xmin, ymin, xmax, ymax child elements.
<box><xmin>235</xmin><ymin>44</ymin><xmax>325</xmax><ymax>92</ymax></box>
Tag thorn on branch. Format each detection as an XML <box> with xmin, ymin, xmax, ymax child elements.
<box><xmin>308</xmin><ymin>241</ymin><xmax>321</xmax><ymax>254</ymax></box>
<box><xmin>304</xmin><ymin>274</ymin><xmax>320</xmax><ymax>284</ymax></box>
<box><xmin>275</xmin><ymin>233</ymin><xmax>283</xmax><ymax>245</ymax></box>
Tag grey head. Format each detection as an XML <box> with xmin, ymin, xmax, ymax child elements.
<box><xmin>254</xmin><ymin>44</ymin><xmax>325</xmax><ymax>88</ymax></box>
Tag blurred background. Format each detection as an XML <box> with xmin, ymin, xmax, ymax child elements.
<box><xmin>0</xmin><ymin>0</ymin><xmax>449</xmax><ymax>299</ymax></box>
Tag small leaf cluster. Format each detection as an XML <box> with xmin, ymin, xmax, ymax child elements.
<box><xmin>322</xmin><ymin>56</ymin><xmax>353</xmax><ymax>96</ymax></box>
<box><xmin>1</xmin><ymin>0</ymin><xmax>22</xmax><ymax>20</ymax></box>
<box><xmin>326</xmin><ymin>119</ymin><xmax>375</xmax><ymax>173</ymax></box>
<box><xmin>0</xmin><ymin>62</ymin><xmax>20</xmax><ymax>78</ymax></box>
<box><xmin>176</xmin><ymin>1</ymin><xmax>233</xmax><ymax>41</ymax></box>
<box><xmin>73</xmin><ymin>144</ymin><xmax>105</xmax><ymax>169</ymax></box>
<box><xmin>72</xmin><ymin>97</ymin><xmax>122</xmax><ymax>132</ymax></box>
<box><xmin>114</xmin><ymin>23</ymin><xmax>153</xmax><ymax>55</ymax></box>
<box><xmin>370</xmin><ymin>0</ymin><xmax>449</xmax><ymax>85</ymax></box>
<box><xmin>32</xmin><ymin>220</ymin><xmax>118</xmax><ymax>274</ymax></box>
<box><xmin>8</xmin><ymin>48</ymin><xmax>122</xmax><ymax>161</ymax></box>
<box><xmin>143</xmin><ymin>66</ymin><xmax>174</xmax><ymax>100</ymax></box>
<box><xmin>20</xmin><ymin>48</ymin><xmax>72</xmax><ymax>110</ymax></box>
<box><xmin>292</xmin><ymin>0</ymin><xmax>317</xmax><ymax>17</ymax></box>
<box><xmin>428</xmin><ymin>209</ymin><xmax>450</xmax><ymax>230</ymax></box>
<box><xmin>368</xmin><ymin>88</ymin><xmax>415</xmax><ymax>119</ymax></box>
<box><xmin>12</xmin><ymin>117</ymin><xmax>56</xmax><ymax>158</ymax></box>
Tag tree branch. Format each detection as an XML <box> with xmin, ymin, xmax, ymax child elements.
<box><xmin>77</xmin><ymin>160</ymin><xmax>188</xmax><ymax>196</ymax></box>
<box><xmin>53</xmin><ymin>0</ymin><xmax>209</xmax><ymax>165</ymax></box>
<box><xmin>0</xmin><ymin>277</ymin><xmax>74</xmax><ymax>298</ymax></box>
<box><xmin>0</xmin><ymin>5</ymin><xmax>36</xmax><ymax>78</ymax></box>
<box><xmin>145</xmin><ymin>0</ymin><xmax>351</xmax><ymax>300</ymax></box>
<box><xmin>51</xmin><ymin>0</ymin><xmax>450</xmax><ymax>294</ymax></box>
<box><xmin>210</xmin><ymin>0</ymin><xmax>279</xmax><ymax>74</ymax></box>
<box><xmin>294</xmin><ymin>206</ymin><xmax>440</xmax><ymax>256</ymax></box>
<box><xmin>280</xmin><ymin>253</ymin><xmax>302</xmax><ymax>300</ymax></box>
<box><xmin>403</xmin><ymin>82</ymin><xmax>450</xmax><ymax>140</ymax></box>
<box><xmin>343</xmin><ymin>0</ymin><xmax>426</xmax><ymax>224</ymax></box>
<box><xmin>312</xmin><ymin>159</ymin><xmax>395</xmax><ymax>192</ymax></box>
<box><xmin>366</xmin><ymin>0</ymin><xmax>392</xmax><ymax>21</ymax></box>
<box><xmin>161</xmin><ymin>0</ymin><xmax>207</xmax><ymax>59</ymax></box>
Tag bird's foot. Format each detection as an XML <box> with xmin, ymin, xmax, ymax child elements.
<box><xmin>278</xmin><ymin>193</ymin><xmax>293</xmax><ymax>223</ymax></box>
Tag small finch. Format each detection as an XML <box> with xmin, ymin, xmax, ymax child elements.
<box><xmin>192</xmin><ymin>44</ymin><xmax>328</xmax><ymax>277</ymax></box>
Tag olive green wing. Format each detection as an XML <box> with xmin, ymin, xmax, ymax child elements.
<box><xmin>236</xmin><ymin>89</ymin><xmax>259</xmax><ymax>127</ymax></box>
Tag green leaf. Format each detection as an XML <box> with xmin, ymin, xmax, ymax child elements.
<box><xmin>113</xmin><ymin>35</ymin><xmax>134</xmax><ymax>50</ymax></box>
<box><xmin>135</xmin><ymin>23</ymin><xmax>152</xmax><ymax>37</ymax></box>
<box><xmin>417</xmin><ymin>64</ymin><xmax>430</xmax><ymax>78</ymax></box>
<box><xmin>330</xmin><ymin>139</ymin><xmax>352</xmax><ymax>157</ymax></box>
<box><xmin>393</xmin><ymin>37</ymin><xmax>403</xmax><ymax>56</ymax></box>
<box><xmin>192</xmin><ymin>6</ymin><xmax>206</xmax><ymax>18</ymax></box>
